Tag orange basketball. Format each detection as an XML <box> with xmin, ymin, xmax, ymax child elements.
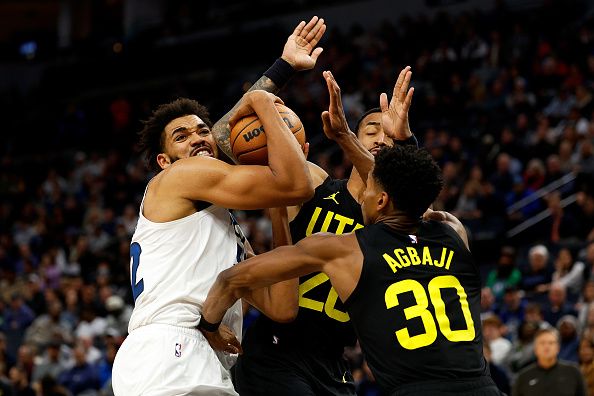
<box><xmin>230</xmin><ymin>103</ymin><xmax>305</xmax><ymax>165</ymax></box>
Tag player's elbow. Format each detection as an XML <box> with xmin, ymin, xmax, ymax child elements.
<box><xmin>281</xmin><ymin>179</ymin><xmax>314</xmax><ymax>205</ymax></box>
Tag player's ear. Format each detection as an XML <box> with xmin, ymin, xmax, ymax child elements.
<box><xmin>377</xmin><ymin>191</ymin><xmax>390</xmax><ymax>211</ymax></box>
<box><xmin>157</xmin><ymin>153</ymin><xmax>172</xmax><ymax>169</ymax></box>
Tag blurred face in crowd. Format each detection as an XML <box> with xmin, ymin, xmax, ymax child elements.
<box><xmin>534</xmin><ymin>331</ymin><xmax>560</xmax><ymax>363</ymax></box>
<box><xmin>584</xmin><ymin>281</ymin><xmax>594</xmax><ymax>303</ymax></box>
<box><xmin>356</xmin><ymin>112</ymin><xmax>394</xmax><ymax>156</ymax></box>
<box><xmin>482</xmin><ymin>322</ymin><xmax>500</xmax><ymax>342</ymax></box>
<box><xmin>579</xmin><ymin>339</ymin><xmax>594</xmax><ymax>364</ymax></box>
<box><xmin>558</xmin><ymin>320</ymin><xmax>577</xmax><ymax>341</ymax></box>
<box><xmin>157</xmin><ymin>115</ymin><xmax>218</xmax><ymax>169</ymax></box>
<box><xmin>555</xmin><ymin>248</ymin><xmax>573</xmax><ymax>272</ymax></box>
<box><xmin>481</xmin><ymin>287</ymin><xmax>495</xmax><ymax>311</ymax></box>
<box><xmin>529</xmin><ymin>252</ymin><xmax>547</xmax><ymax>272</ymax></box>
<box><xmin>549</xmin><ymin>284</ymin><xmax>566</xmax><ymax>306</ymax></box>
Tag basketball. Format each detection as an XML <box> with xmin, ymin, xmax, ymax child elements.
<box><xmin>230</xmin><ymin>103</ymin><xmax>305</xmax><ymax>165</ymax></box>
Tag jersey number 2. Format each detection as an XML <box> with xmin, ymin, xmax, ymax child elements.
<box><xmin>130</xmin><ymin>242</ymin><xmax>144</xmax><ymax>303</ymax></box>
<box><xmin>385</xmin><ymin>275</ymin><xmax>475</xmax><ymax>350</ymax></box>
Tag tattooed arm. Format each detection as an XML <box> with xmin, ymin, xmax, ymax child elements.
<box><xmin>211</xmin><ymin>16</ymin><xmax>326</xmax><ymax>162</ymax></box>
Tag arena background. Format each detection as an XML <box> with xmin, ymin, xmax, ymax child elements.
<box><xmin>1</xmin><ymin>0</ymin><xmax>594</xmax><ymax>394</ymax></box>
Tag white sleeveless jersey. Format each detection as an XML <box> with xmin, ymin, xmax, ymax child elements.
<box><xmin>127</xmin><ymin>191</ymin><xmax>246</xmax><ymax>344</ymax></box>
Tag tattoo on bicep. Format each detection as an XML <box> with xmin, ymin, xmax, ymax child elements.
<box><xmin>211</xmin><ymin>76</ymin><xmax>280</xmax><ymax>161</ymax></box>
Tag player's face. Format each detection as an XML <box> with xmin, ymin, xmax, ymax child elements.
<box><xmin>361</xmin><ymin>171</ymin><xmax>383</xmax><ymax>225</ymax></box>
<box><xmin>357</xmin><ymin>112</ymin><xmax>394</xmax><ymax>156</ymax></box>
<box><xmin>534</xmin><ymin>332</ymin><xmax>560</xmax><ymax>361</ymax></box>
<box><xmin>161</xmin><ymin>115</ymin><xmax>218</xmax><ymax>167</ymax></box>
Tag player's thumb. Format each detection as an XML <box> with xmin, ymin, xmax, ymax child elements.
<box><xmin>311</xmin><ymin>47</ymin><xmax>324</xmax><ymax>62</ymax></box>
<box><xmin>321</xmin><ymin>111</ymin><xmax>331</xmax><ymax>128</ymax></box>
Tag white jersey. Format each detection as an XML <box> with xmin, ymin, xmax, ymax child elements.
<box><xmin>127</xmin><ymin>189</ymin><xmax>246</xmax><ymax>341</ymax></box>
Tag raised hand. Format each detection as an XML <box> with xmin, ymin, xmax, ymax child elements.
<box><xmin>199</xmin><ymin>324</ymin><xmax>243</xmax><ymax>355</ymax></box>
<box><xmin>380</xmin><ymin>66</ymin><xmax>414</xmax><ymax>140</ymax></box>
<box><xmin>321</xmin><ymin>70</ymin><xmax>352</xmax><ymax>141</ymax></box>
<box><xmin>281</xmin><ymin>16</ymin><xmax>326</xmax><ymax>71</ymax></box>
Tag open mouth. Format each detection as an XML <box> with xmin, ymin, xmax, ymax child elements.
<box><xmin>191</xmin><ymin>147</ymin><xmax>213</xmax><ymax>158</ymax></box>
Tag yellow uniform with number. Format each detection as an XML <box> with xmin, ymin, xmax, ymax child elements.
<box><xmin>235</xmin><ymin>177</ymin><xmax>362</xmax><ymax>396</ymax></box>
<box><xmin>345</xmin><ymin>221</ymin><xmax>499</xmax><ymax>395</ymax></box>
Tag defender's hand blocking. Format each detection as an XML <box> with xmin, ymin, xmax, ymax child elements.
<box><xmin>321</xmin><ymin>70</ymin><xmax>352</xmax><ymax>141</ymax></box>
<box><xmin>199</xmin><ymin>324</ymin><xmax>243</xmax><ymax>355</ymax></box>
<box><xmin>281</xmin><ymin>16</ymin><xmax>326</xmax><ymax>71</ymax></box>
<box><xmin>380</xmin><ymin>66</ymin><xmax>414</xmax><ymax>140</ymax></box>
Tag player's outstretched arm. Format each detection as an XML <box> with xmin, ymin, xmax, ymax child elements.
<box><xmin>211</xmin><ymin>16</ymin><xmax>326</xmax><ymax>162</ymax></box>
<box><xmin>321</xmin><ymin>70</ymin><xmax>375</xmax><ymax>184</ymax></box>
<box><xmin>164</xmin><ymin>91</ymin><xmax>313</xmax><ymax>209</ymax></box>
<box><xmin>199</xmin><ymin>233</ymin><xmax>357</xmax><ymax>342</ymax></box>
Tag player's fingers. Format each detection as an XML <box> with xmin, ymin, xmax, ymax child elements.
<box><xmin>380</xmin><ymin>93</ymin><xmax>389</xmax><ymax>112</ymax></box>
<box><xmin>303</xmin><ymin>142</ymin><xmax>310</xmax><ymax>159</ymax></box>
<box><xmin>399</xmin><ymin>71</ymin><xmax>412</xmax><ymax>103</ymax></box>
<box><xmin>268</xmin><ymin>93</ymin><xmax>285</xmax><ymax>106</ymax></box>
<box><xmin>305</xmin><ymin>17</ymin><xmax>324</xmax><ymax>42</ymax></box>
<box><xmin>403</xmin><ymin>87</ymin><xmax>414</xmax><ymax>112</ymax></box>
<box><xmin>292</xmin><ymin>20</ymin><xmax>306</xmax><ymax>36</ymax></box>
<box><xmin>301</xmin><ymin>16</ymin><xmax>319</xmax><ymax>37</ymax></box>
<box><xmin>327</xmin><ymin>71</ymin><xmax>343</xmax><ymax>108</ymax></box>
<box><xmin>310</xmin><ymin>23</ymin><xmax>326</xmax><ymax>48</ymax></box>
<box><xmin>311</xmin><ymin>47</ymin><xmax>324</xmax><ymax>62</ymax></box>
<box><xmin>392</xmin><ymin>66</ymin><xmax>409</xmax><ymax>100</ymax></box>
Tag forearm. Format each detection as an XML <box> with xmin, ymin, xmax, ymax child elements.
<box><xmin>211</xmin><ymin>76</ymin><xmax>281</xmax><ymax>162</ymax></box>
<box><xmin>335</xmin><ymin>132</ymin><xmax>374</xmax><ymax>184</ymax></box>
<box><xmin>246</xmin><ymin>207</ymin><xmax>298</xmax><ymax>322</ymax></box>
<box><xmin>254</xmin><ymin>99</ymin><xmax>312</xmax><ymax>196</ymax></box>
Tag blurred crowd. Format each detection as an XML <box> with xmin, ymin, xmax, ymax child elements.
<box><xmin>2</xmin><ymin>0</ymin><xmax>594</xmax><ymax>395</ymax></box>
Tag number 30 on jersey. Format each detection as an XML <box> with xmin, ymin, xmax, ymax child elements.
<box><xmin>386</xmin><ymin>275</ymin><xmax>475</xmax><ymax>350</ymax></box>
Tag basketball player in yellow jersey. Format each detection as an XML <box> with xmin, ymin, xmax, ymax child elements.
<box><xmin>232</xmin><ymin>67</ymin><xmax>417</xmax><ymax>396</ymax></box>
<box><xmin>201</xmin><ymin>145</ymin><xmax>501</xmax><ymax>396</ymax></box>
<box><xmin>112</xmin><ymin>17</ymin><xmax>328</xmax><ymax>396</ymax></box>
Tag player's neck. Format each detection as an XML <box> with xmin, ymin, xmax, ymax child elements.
<box><xmin>376</xmin><ymin>212</ymin><xmax>420</xmax><ymax>234</ymax></box>
<box><xmin>347</xmin><ymin>168</ymin><xmax>365</xmax><ymax>199</ymax></box>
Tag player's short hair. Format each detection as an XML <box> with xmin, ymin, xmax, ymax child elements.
<box><xmin>373</xmin><ymin>146</ymin><xmax>443</xmax><ymax>218</ymax></box>
<box><xmin>139</xmin><ymin>98</ymin><xmax>213</xmax><ymax>173</ymax></box>
<box><xmin>355</xmin><ymin>108</ymin><xmax>381</xmax><ymax>135</ymax></box>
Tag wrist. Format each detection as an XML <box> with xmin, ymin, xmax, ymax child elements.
<box><xmin>198</xmin><ymin>315</ymin><xmax>221</xmax><ymax>332</ymax></box>
<box><xmin>395</xmin><ymin>134</ymin><xmax>418</xmax><ymax>148</ymax></box>
<box><xmin>265</xmin><ymin>58</ymin><xmax>296</xmax><ymax>89</ymax></box>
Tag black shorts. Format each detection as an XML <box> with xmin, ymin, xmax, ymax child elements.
<box><xmin>391</xmin><ymin>376</ymin><xmax>503</xmax><ymax>396</ymax></box>
<box><xmin>233</xmin><ymin>342</ymin><xmax>356</xmax><ymax>396</ymax></box>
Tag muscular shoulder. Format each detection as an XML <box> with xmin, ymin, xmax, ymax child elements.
<box><xmin>307</xmin><ymin>161</ymin><xmax>329</xmax><ymax>188</ymax></box>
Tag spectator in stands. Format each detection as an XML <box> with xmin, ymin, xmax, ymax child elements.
<box><xmin>58</xmin><ymin>345</ymin><xmax>99</xmax><ymax>395</ymax></box>
<box><xmin>577</xmin><ymin>279</ymin><xmax>594</xmax><ymax>331</ymax></box>
<box><xmin>486</xmin><ymin>246</ymin><xmax>522</xmax><ymax>301</ymax></box>
<box><xmin>557</xmin><ymin>315</ymin><xmax>580</xmax><ymax>363</ymax></box>
<box><xmin>24</xmin><ymin>300</ymin><xmax>73</xmax><ymax>351</ymax></box>
<box><xmin>2</xmin><ymin>294</ymin><xmax>34</xmax><ymax>358</ymax></box>
<box><xmin>483</xmin><ymin>342</ymin><xmax>510</xmax><ymax>395</ymax></box>
<box><xmin>31</xmin><ymin>341</ymin><xmax>67</xmax><ymax>385</ymax></box>
<box><xmin>508</xmin><ymin>321</ymin><xmax>538</xmax><ymax>374</ymax></box>
<box><xmin>481</xmin><ymin>287</ymin><xmax>498</xmax><ymax>320</ymax></box>
<box><xmin>579</xmin><ymin>336</ymin><xmax>594</xmax><ymax>396</ymax></box>
<box><xmin>513</xmin><ymin>328</ymin><xmax>585</xmax><ymax>396</ymax></box>
<box><xmin>8</xmin><ymin>365</ymin><xmax>35</xmax><ymax>396</ymax></box>
<box><xmin>522</xmin><ymin>245</ymin><xmax>552</xmax><ymax>295</ymax></box>
<box><xmin>497</xmin><ymin>286</ymin><xmax>526</xmax><ymax>340</ymax></box>
<box><xmin>551</xmin><ymin>248</ymin><xmax>585</xmax><ymax>298</ymax></box>
<box><xmin>543</xmin><ymin>283</ymin><xmax>578</xmax><ymax>327</ymax></box>
<box><xmin>482</xmin><ymin>315</ymin><xmax>512</xmax><ymax>366</ymax></box>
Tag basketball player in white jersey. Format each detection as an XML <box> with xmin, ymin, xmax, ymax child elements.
<box><xmin>112</xmin><ymin>17</ymin><xmax>326</xmax><ymax>396</ymax></box>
